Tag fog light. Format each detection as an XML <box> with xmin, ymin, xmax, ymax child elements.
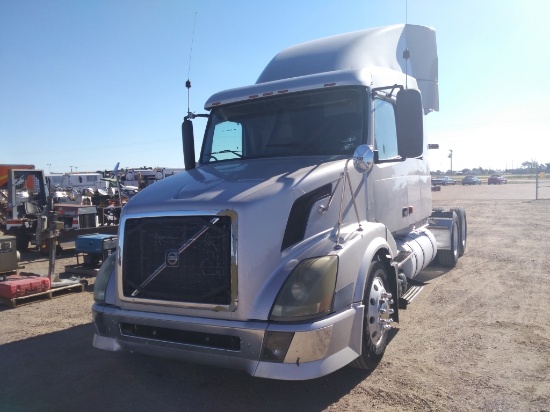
<box><xmin>92</xmin><ymin>310</ymin><xmax>108</xmax><ymax>336</ymax></box>
<box><xmin>260</xmin><ymin>331</ymin><xmax>294</xmax><ymax>362</ymax></box>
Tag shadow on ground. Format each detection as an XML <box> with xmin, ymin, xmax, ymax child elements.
<box><xmin>0</xmin><ymin>324</ymin><xmax>375</xmax><ymax>412</ymax></box>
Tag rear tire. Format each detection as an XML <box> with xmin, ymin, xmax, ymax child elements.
<box><xmin>437</xmin><ymin>212</ymin><xmax>459</xmax><ymax>267</ymax></box>
<box><xmin>450</xmin><ymin>206</ymin><xmax>467</xmax><ymax>257</ymax></box>
<box><xmin>351</xmin><ymin>259</ymin><xmax>393</xmax><ymax>370</ymax></box>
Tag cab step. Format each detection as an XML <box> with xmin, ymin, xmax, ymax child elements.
<box><xmin>398</xmin><ymin>280</ymin><xmax>425</xmax><ymax>309</ymax></box>
<box><xmin>402</xmin><ymin>284</ymin><xmax>424</xmax><ymax>303</ymax></box>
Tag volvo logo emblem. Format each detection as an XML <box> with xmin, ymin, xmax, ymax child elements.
<box><xmin>166</xmin><ymin>250</ymin><xmax>179</xmax><ymax>267</ymax></box>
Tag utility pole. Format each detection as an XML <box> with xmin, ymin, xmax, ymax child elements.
<box><xmin>448</xmin><ymin>149</ymin><xmax>453</xmax><ymax>175</ymax></box>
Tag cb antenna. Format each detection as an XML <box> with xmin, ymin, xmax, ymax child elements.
<box><xmin>186</xmin><ymin>12</ymin><xmax>197</xmax><ymax>118</ymax></box>
<box><xmin>403</xmin><ymin>0</ymin><xmax>410</xmax><ymax>89</ymax></box>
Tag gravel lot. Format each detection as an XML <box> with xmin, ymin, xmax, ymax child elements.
<box><xmin>1</xmin><ymin>182</ymin><xmax>549</xmax><ymax>412</ymax></box>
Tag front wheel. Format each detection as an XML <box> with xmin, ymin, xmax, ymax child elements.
<box><xmin>351</xmin><ymin>259</ymin><xmax>393</xmax><ymax>370</ymax></box>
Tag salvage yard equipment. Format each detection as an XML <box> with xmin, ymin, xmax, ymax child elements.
<box><xmin>1</xmin><ymin>167</ymin><xmax>118</xmax><ymax>252</ymax></box>
<box><xmin>0</xmin><ymin>235</ymin><xmax>19</xmax><ymax>275</ymax></box>
<box><xmin>0</xmin><ymin>273</ymin><xmax>51</xmax><ymax>299</ymax></box>
<box><xmin>75</xmin><ymin>233</ymin><xmax>117</xmax><ymax>266</ymax></box>
<box><xmin>0</xmin><ymin>273</ymin><xmax>84</xmax><ymax>308</ymax></box>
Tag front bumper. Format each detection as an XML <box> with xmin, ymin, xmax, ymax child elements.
<box><xmin>92</xmin><ymin>303</ymin><xmax>363</xmax><ymax>380</ymax></box>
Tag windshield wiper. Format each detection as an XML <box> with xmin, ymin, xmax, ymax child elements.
<box><xmin>208</xmin><ymin>149</ymin><xmax>243</xmax><ymax>158</ymax></box>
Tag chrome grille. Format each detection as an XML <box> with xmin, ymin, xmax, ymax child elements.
<box><xmin>122</xmin><ymin>215</ymin><xmax>232</xmax><ymax>304</ymax></box>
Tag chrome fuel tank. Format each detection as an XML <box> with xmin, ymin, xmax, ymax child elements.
<box><xmin>395</xmin><ymin>228</ymin><xmax>437</xmax><ymax>279</ymax></box>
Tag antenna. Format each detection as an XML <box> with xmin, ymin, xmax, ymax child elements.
<box><xmin>186</xmin><ymin>12</ymin><xmax>198</xmax><ymax>117</ymax></box>
<box><xmin>403</xmin><ymin>0</ymin><xmax>410</xmax><ymax>89</ymax></box>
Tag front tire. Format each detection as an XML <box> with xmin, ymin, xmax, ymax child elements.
<box><xmin>351</xmin><ymin>259</ymin><xmax>393</xmax><ymax>370</ymax></box>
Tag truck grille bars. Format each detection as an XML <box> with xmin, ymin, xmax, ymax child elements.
<box><xmin>122</xmin><ymin>215</ymin><xmax>232</xmax><ymax>305</ymax></box>
<box><xmin>130</xmin><ymin>217</ymin><xmax>220</xmax><ymax>296</ymax></box>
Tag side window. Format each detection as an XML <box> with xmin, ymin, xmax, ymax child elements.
<box><xmin>373</xmin><ymin>99</ymin><xmax>399</xmax><ymax>161</ymax></box>
<box><xmin>209</xmin><ymin>121</ymin><xmax>243</xmax><ymax>161</ymax></box>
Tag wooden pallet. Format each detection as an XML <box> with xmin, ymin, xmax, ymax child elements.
<box><xmin>64</xmin><ymin>264</ymin><xmax>100</xmax><ymax>277</ymax></box>
<box><xmin>0</xmin><ymin>282</ymin><xmax>85</xmax><ymax>308</ymax></box>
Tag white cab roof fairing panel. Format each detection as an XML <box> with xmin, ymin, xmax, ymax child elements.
<box><xmin>204</xmin><ymin>66</ymin><xmax>418</xmax><ymax>111</ymax></box>
<box><xmin>204</xmin><ymin>68</ymin><xmax>373</xmax><ymax>109</ymax></box>
<box><xmin>256</xmin><ymin>24</ymin><xmax>438</xmax><ymax>114</ymax></box>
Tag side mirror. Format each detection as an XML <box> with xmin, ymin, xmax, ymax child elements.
<box><xmin>353</xmin><ymin>145</ymin><xmax>375</xmax><ymax>173</ymax></box>
<box><xmin>182</xmin><ymin>119</ymin><xmax>196</xmax><ymax>170</ymax></box>
<box><xmin>395</xmin><ymin>89</ymin><xmax>424</xmax><ymax>158</ymax></box>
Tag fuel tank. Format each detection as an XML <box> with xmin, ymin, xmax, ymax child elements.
<box><xmin>395</xmin><ymin>228</ymin><xmax>437</xmax><ymax>279</ymax></box>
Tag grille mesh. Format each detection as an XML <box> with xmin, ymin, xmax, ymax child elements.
<box><xmin>122</xmin><ymin>215</ymin><xmax>232</xmax><ymax>304</ymax></box>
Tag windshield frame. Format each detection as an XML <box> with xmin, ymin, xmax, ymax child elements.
<box><xmin>199</xmin><ymin>86</ymin><xmax>368</xmax><ymax>165</ymax></box>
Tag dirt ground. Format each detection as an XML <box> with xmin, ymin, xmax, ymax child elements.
<box><xmin>0</xmin><ymin>182</ymin><xmax>549</xmax><ymax>412</ymax></box>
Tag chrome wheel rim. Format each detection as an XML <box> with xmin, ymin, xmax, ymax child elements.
<box><xmin>366</xmin><ymin>273</ymin><xmax>393</xmax><ymax>350</ymax></box>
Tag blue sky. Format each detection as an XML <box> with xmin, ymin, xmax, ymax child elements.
<box><xmin>1</xmin><ymin>0</ymin><xmax>549</xmax><ymax>174</ymax></box>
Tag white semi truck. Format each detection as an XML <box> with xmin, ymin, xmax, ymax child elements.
<box><xmin>92</xmin><ymin>24</ymin><xmax>466</xmax><ymax>380</ymax></box>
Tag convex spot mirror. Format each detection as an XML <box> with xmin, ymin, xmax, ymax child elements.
<box><xmin>353</xmin><ymin>145</ymin><xmax>374</xmax><ymax>173</ymax></box>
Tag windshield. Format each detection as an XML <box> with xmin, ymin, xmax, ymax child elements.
<box><xmin>200</xmin><ymin>87</ymin><xmax>365</xmax><ymax>164</ymax></box>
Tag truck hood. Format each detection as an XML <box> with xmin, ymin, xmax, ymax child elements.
<box><xmin>123</xmin><ymin>156</ymin><xmax>346</xmax><ymax>215</ymax></box>
<box><xmin>118</xmin><ymin>156</ymin><xmax>359</xmax><ymax>321</ymax></box>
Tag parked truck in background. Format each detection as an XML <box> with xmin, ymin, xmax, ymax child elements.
<box><xmin>92</xmin><ymin>24</ymin><xmax>467</xmax><ymax>380</ymax></box>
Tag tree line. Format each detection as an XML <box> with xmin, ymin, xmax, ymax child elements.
<box><xmin>433</xmin><ymin>160</ymin><xmax>549</xmax><ymax>176</ymax></box>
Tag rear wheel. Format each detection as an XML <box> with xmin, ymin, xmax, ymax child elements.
<box><xmin>351</xmin><ymin>259</ymin><xmax>393</xmax><ymax>370</ymax></box>
<box><xmin>437</xmin><ymin>212</ymin><xmax>459</xmax><ymax>267</ymax></box>
<box><xmin>450</xmin><ymin>207</ymin><xmax>467</xmax><ymax>256</ymax></box>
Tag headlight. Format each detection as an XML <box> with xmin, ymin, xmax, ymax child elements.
<box><xmin>270</xmin><ymin>256</ymin><xmax>338</xmax><ymax>321</ymax></box>
<box><xmin>94</xmin><ymin>252</ymin><xmax>116</xmax><ymax>303</ymax></box>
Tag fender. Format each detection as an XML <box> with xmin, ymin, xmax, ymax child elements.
<box><xmin>344</xmin><ymin>226</ymin><xmax>399</xmax><ymax>358</ymax></box>
<box><xmin>352</xmin><ymin>227</ymin><xmax>398</xmax><ymax>305</ymax></box>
